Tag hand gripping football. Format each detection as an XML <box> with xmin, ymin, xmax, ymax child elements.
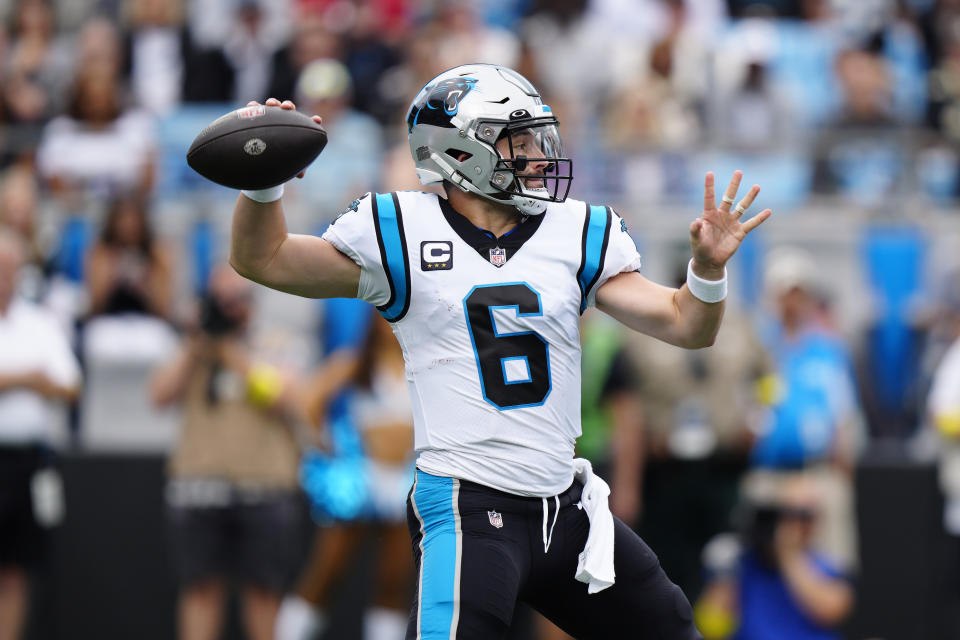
<box><xmin>186</xmin><ymin>105</ymin><xmax>328</xmax><ymax>190</ymax></box>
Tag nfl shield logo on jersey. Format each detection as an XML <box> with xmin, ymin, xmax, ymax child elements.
<box><xmin>489</xmin><ymin>247</ymin><xmax>507</xmax><ymax>267</ymax></box>
<box><xmin>487</xmin><ymin>510</ymin><xmax>504</xmax><ymax>529</ymax></box>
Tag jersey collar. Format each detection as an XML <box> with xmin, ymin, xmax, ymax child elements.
<box><xmin>437</xmin><ymin>195</ymin><xmax>545</xmax><ymax>266</ymax></box>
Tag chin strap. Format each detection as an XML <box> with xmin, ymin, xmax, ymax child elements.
<box><xmin>513</xmin><ymin>195</ymin><xmax>547</xmax><ymax>215</ymax></box>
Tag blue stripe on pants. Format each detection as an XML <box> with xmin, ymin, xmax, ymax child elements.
<box><xmin>412</xmin><ymin>470</ymin><xmax>459</xmax><ymax>639</ymax></box>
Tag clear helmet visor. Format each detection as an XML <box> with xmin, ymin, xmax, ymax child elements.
<box><xmin>498</xmin><ymin>123</ymin><xmax>563</xmax><ymax>164</ymax></box>
<box><xmin>490</xmin><ymin>121</ymin><xmax>572</xmax><ymax>204</ymax></box>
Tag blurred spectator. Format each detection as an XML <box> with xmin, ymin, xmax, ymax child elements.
<box><xmin>266</xmin><ymin>12</ymin><xmax>342</xmax><ymax>103</ymax></box>
<box><xmin>0</xmin><ymin>226</ymin><xmax>80</xmax><ymax>640</ymax></box>
<box><xmin>75</xmin><ymin>15</ymin><xmax>124</xmax><ymax>77</ymax></box>
<box><xmin>609</xmin><ymin>0</ymin><xmax>719</xmax><ymax>102</ymax></box>
<box><xmin>928</xmin><ymin>30</ymin><xmax>960</xmax><ymax>144</ymax></box>
<box><xmin>748</xmin><ymin>247</ymin><xmax>861</xmax><ymax>571</ymax></box>
<box><xmin>3</xmin><ymin>0</ymin><xmax>71</xmax><ymax>98</ymax></box>
<box><xmin>433</xmin><ymin>1</ymin><xmax>520</xmax><ymax>68</ymax></box>
<box><xmin>919</xmin><ymin>0</ymin><xmax>960</xmax><ymax>64</ymax></box>
<box><xmin>0</xmin><ymin>166</ymin><xmax>38</xmax><ymax>250</ymax></box>
<box><xmin>601</xmin><ymin>37</ymin><xmax>702</xmax><ymax>153</ymax></box>
<box><xmin>813</xmin><ymin>45</ymin><xmax>903</xmax><ymax>203</ymax></box>
<box><xmin>0</xmin><ymin>0</ymin><xmax>72</xmax><ymax>165</ymax></box>
<box><xmin>36</xmin><ymin>64</ymin><xmax>157</xmax><ymax>208</ymax></box>
<box><xmin>625</xmin><ymin>258</ymin><xmax>773</xmax><ymax>599</ymax></box>
<box><xmin>340</xmin><ymin>1</ymin><xmax>406</xmax><ymax>123</ymax></box>
<box><xmin>0</xmin><ymin>166</ymin><xmax>48</xmax><ymax>302</ymax></box>
<box><xmin>369</xmin><ymin>22</ymin><xmax>450</xmax><ymax>130</ymax></box>
<box><xmin>833</xmin><ymin>46</ymin><xmax>896</xmax><ymax>128</ymax></box>
<box><xmin>713</xmin><ymin>55</ymin><xmax>794</xmax><ymax>151</ymax></box>
<box><xmin>268</xmin><ymin>1</ymin><xmax>408</xmax><ymax>124</ymax></box>
<box><xmin>129</xmin><ymin>0</ymin><xmax>240</xmax><ymax>104</ymax></box>
<box><xmin>695</xmin><ymin>472</ymin><xmax>854</xmax><ymax>640</ymax></box>
<box><xmin>224</xmin><ymin>0</ymin><xmax>281</xmax><ymax>103</ymax></box>
<box><xmin>521</xmin><ymin>0</ymin><xmax>607</xmax><ymax>135</ymax></box>
<box><xmin>123</xmin><ymin>0</ymin><xmax>186</xmax><ymax>115</ymax></box>
<box><xmin>276</xmin><ymin>311</ymin><xmax>412</xmax><ymax>640</ymax></box>
<box><xmin>285</xmin><ymin>58</ymin><xmax>382</xmax><ymax>223</ymax></box>
<box><xmin>597</xmin><ymin>1</ymin><xmax>715</xmax><ymax>199</ymax></box>
<box><xmin>151</xmin><ymin>265</ymin><xmax>302</xmax><ymax>640</ymax></box>
<box><xmin>85</xmin><ymin>194</ymin><xmax>172</xmax><ymax>320</ymax></box>
<box><xmin>927</xmin><ymin>275</ymin><xmax>960</xmax><ymax>534</ymax></box>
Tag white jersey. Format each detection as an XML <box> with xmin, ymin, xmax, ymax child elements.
<box><xmin>323</xmin><ymin>191</ymin><xmax>641</xmax><ymax>496</ymax></box>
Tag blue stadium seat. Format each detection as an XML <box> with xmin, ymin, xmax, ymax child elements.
<box><xmin>862</xmin><ymin>227</ymin><xmax>926</xmax><ymax>415</ymax></box>
<box><xmin>52</xmin><ymin>217</ymin><xmax>93</xmax><ymax>283</ymax></box>
<box><xmin>190</xmin><ymin>218</ymin><xmax>217</xmax><ymax>295</ymax></box>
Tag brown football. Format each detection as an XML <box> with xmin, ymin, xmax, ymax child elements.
<box><xmin>186</xmin><ymin>105</ymin><xmax>327</xmax><ymax>190</ymax></box>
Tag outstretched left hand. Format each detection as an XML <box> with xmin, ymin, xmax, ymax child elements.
<box><xmin>690</xmin><ymin>171</ymin><xmax>772</xmax><ymax>279</ymax></box>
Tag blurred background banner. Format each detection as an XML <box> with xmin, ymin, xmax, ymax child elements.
<box><xmin>2</xmin><ymin>0</ymin><xmax>960</xmax><ymax>639</ymax></box>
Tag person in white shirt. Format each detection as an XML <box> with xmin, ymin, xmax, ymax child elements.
<box><xmin>228</xmin><ymin>64</ymin><xmax>770</xmax><ymax>639</ymax></box>
<box><xmin>0</xmin><ymin>226</ymin><xmax>81</xmax><ymax>640</ymax></box>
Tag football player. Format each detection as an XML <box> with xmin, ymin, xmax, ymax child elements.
<box><xmin>232</xmin><ymin>64</ymin><xmax>770</xmax><ymax>640</ymax></box>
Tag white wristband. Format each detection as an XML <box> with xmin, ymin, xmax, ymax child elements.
<box><xmin>686</xmin><ymin>259</ymin><xmax>727</xmax><ymax>303</ymax></box>
<box><xmin>241</xmin><ymin>184</ymin><xmax>284</xmax><ymax>203</ymax></box>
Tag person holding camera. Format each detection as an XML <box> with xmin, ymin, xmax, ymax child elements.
<box><xmin>150</xmin><ymin>264</ymin><xmax>302</xmax><ymax>640</ymax></box>
<box><xmin>694</xmin><ymin>473</ymin><xmax>854</xmax><ymax>640</ymax></box>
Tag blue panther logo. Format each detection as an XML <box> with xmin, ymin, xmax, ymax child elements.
<box><xmin>406</xmin><ymin>77</ymin><xmax>478</xmax><ymax>132</ymax></box>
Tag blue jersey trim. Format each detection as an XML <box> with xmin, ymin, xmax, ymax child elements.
<box><xmin>577</xmin><ymin>204</ymin><xmax>612</xmax><ymax>313</ymax></box>
<box><xmin>372</xmin><ymin>192</ymin><xmax>411</xmax><ymax>322</ymax></box>
<box><xmin>412</xmin><ymin>470</ymin><xmax>459</xmax><ymax>639</ymax></box>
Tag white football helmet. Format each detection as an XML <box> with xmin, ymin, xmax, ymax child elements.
<box><xmin>405</xmin><ymin>64</ymin><xmax>572</xmax><ymax>215</ymax></box>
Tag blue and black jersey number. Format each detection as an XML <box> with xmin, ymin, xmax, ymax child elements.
<box><xmin>463</xmin><ymin>283</ymin><xmax>551</xmax><ymax>410</ymax></box>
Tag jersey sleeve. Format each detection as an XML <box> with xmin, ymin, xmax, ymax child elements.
<box><xmin>321</xmin><ymin>193</ymin><xmax>391</xmax><ymax>307</ymax></box>
<box><xmin>582</xmin><ymin>207</ymin><xmax>642</xmax><ymax>309</ymax></box>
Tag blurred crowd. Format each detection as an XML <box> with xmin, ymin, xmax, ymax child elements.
<box><xmin>3</xmin><ymin>0</ymin><xmax>960</xmax><ymax>639</ymax></box>
<box><xmin>7</xmin><ymin>0</ymin><xmax>960</xmax><ymax>211</ymax></box>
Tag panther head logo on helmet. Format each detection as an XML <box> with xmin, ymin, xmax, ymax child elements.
<box><xmin>406</xmin><ymin>77</ymin><xmax>478</xmax><ymax>132</ymax></box>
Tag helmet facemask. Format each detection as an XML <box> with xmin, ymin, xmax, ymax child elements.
<box><xmin>476</xmin><ymin>117</ymin><xmax>572</xmax><ymax>215</ymax></box>
<box><xmin>405</xmin><ymin>64</ymin><xmax>574</xmax><ymax>216</ymax></box>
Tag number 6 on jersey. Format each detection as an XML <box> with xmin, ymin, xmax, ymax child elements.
<box><xmin>463</xmin><ymin>283</ymin><xmax>552</xmax><ymax>410</ymax></box>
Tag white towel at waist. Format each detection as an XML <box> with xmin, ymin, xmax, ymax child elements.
<box><xmin>573</xmin><ymin>457</ymin><xmax>616</xmax><ymax>594</ymax></box>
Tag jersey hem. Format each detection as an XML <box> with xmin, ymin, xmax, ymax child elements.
<box><xmin>415</xmin><ymin>455</ymin><xmax>575</xmax><ymax>498</ymax></box>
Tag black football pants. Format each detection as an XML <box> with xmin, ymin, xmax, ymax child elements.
<box><xmin>405</xmin><ymin>469</ymin><xmax>703</xmax><ymax>639</ymax></box>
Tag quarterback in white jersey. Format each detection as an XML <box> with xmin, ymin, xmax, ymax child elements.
<box><xmin>322</xmin><ymin>190</ymin><xmax>640</xmax><ymax>497</ymax></box>
<box><xmin>234</xmin><ymin>64</ymin><xmax>770</xmax><ymax>640</ymax></box>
